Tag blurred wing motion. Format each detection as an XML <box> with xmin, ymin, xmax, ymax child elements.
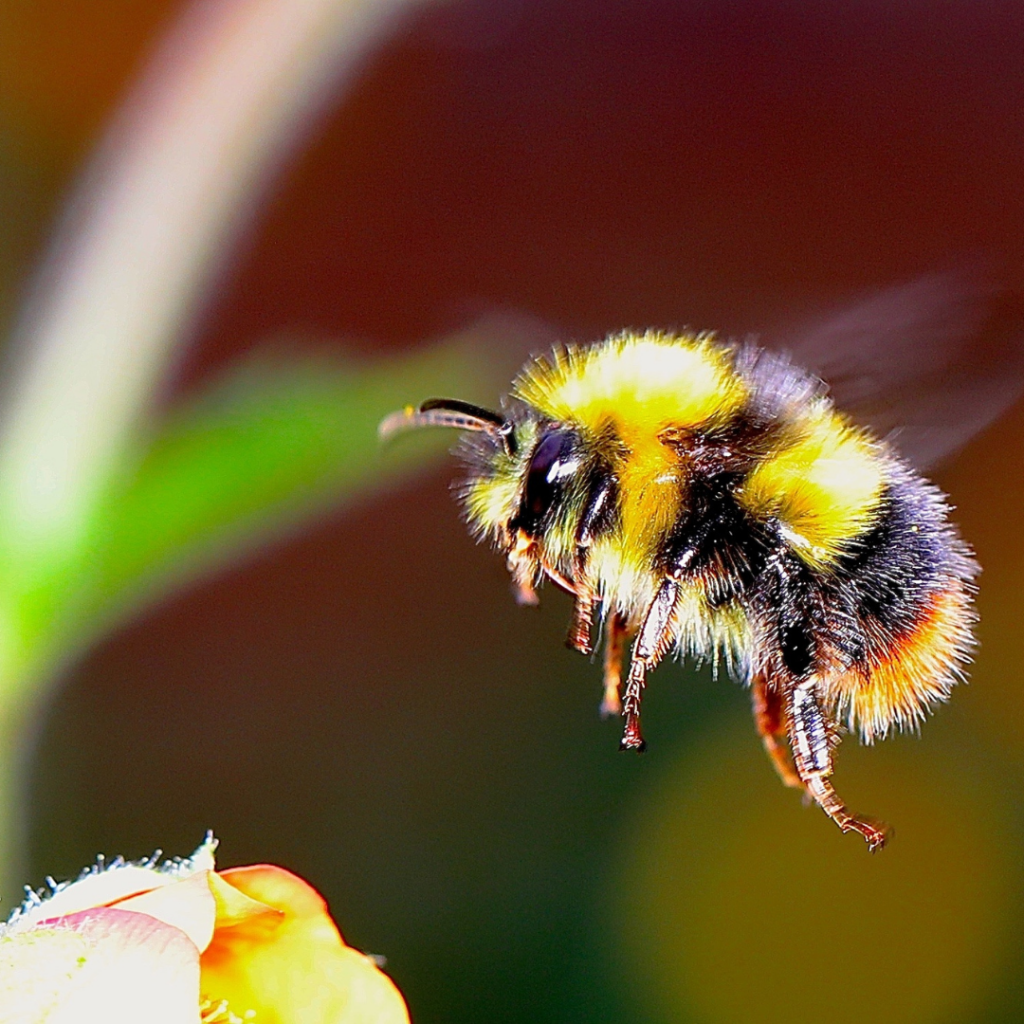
<box><xmin>767</xmin><ymin>272</ymin><xmax>1024</xmax><ymax>469</ymax></box>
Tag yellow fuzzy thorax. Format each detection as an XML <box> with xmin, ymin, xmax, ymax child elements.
<box><xmin>513</xmin><ymin>331</ymin><xmax>746</xmax><ymax>433</ymax></box>
<box><xmin>613</xmin><ymin>432</ymin><xmax>681</xmax><ymax>565</ymax></box>
<box><xmin>737</xmin><ymin>404</ymin><xmax>884</xmax><ymax>568</ymax></box>
<box><xmin>586</xmin><ymin>540</ymin><xmax>659</xmax><ymax>621</ymax></box>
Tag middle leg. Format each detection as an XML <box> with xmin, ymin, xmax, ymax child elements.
<box><xmin>751</xmin><ymin>672</ymin><xmax>805</xmax><ymax>791</ymax></box>
<box><xmin>600</xmin><ymin>612</ymin><xmax>629</xmax><ymax>718</ymax></box>
<box><xmin>620</xmin><ymin>579</ymin><xmax>680</xmax><ymax>752</ymax></box>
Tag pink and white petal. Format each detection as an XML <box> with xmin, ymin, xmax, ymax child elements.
<box><xmin>113</xmin><ymin>870</ymin><xmax>218</xmax><ymax>953</ymax></box>
<box><xmin>0</xmin><ymin>919</ymin><xmax>92</xmax><ymax>1023</ymax></box>
<box><xmin>0</xmin><ymin>907</ymin><xmax>201</xmax><ymax>1024</ymax></box>
<box><xmin>13</xmin><ymin>837</ymin><xmax>219</xmax><ymax>932</ymax></box>
<box><xmin>14</xmin><ymin>864</ymin><xmax>170</xmax><ymax>928</ymax></box>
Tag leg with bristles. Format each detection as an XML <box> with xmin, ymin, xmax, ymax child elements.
<box><xmin>567</xmin><ymin>589</ymin><xmax>596</xmax><ymax>655</ymax></box>
<box><xmin>621</xmin><ymin>579</ymin><xmax>679</xmax><ymax>752</ymax></box>
<box><xmin>751</xmin><ymin>672</ymin><xmax>805</xmax><ymax>791</ymax></box>
<box><xmin>786</xmin><ymin>678</ymin><xmax>890</xmax><ymax>851</ymax></box>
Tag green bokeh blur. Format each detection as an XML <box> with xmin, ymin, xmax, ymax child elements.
<box><xmin>5</xmin><ymin>2</ymin><xmax>1024</xmax><ymax>1022</ymax></box>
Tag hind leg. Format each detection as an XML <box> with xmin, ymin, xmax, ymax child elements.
<box><xmin>787</xmin><ymin>678</ymin><xmax>890</xmax><ymax>851</ymax></box>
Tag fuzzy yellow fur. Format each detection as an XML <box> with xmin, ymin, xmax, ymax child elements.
<box><xmin>464</xmin><ymin>421</ymin><xmax>538</xmax><ymax>537</ymax></box>
<box><xmin>513</xmin><ymin>331</ymin><xmax>746</xmax><ymax>435</ymax></box>
<box><xmin>585</xmin><ymin>539</ymin><xmax>658</xmax><ymax>623</ymax></box>
<box><xmin>737</xmin><ymin>406</ymin><xmax>884</xmax><ymax>568</ymax></box>
<box><xmin>670</xmin><ymin>581</ymin><xmax>752</xmax><ymax>678</ymax></box>
<box><xmin>466</xmin><ymin>472</ymin><xmax>520</xmax><ymax>537</ymax></box>
<box><xmin>470</xmin><ymin>333</ymin><xmax>884</xmax><ymax>609</ymax></box>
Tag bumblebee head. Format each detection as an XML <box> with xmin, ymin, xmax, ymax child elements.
<box><xmin>380</xmin><ymin>398</ymin><xmax>591</xmax><ymax>597</ymax></box>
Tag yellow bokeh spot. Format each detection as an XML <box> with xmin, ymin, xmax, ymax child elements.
<box><xmin>611</xmin><ymin>722</ymin><xmax>1018</xmax><ymax>1024</ymax></box>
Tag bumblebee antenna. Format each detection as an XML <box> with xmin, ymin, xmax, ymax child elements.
<box><xmin>379</xmin><ymin>398</ymin><xmax>517</xmax><ymax>454</ymax></box>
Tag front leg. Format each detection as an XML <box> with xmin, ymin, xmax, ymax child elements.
<box><xmin>569</xmin><ymin>479</ymin><xmax>617</xmax><ymax>658</ymax></box>
<box><xmin>787</xmin><ymin>678</ymin><xmax>890</xmax><ymax>851</ymax></box>
<box><xmin>507</xmin><ymin>530</ymin><xmax>540</xmax><ymax>605</ymax></box>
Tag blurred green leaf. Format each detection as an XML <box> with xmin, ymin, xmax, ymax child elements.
<box><xmin>68</xmin><ymin>330</ymin><xmax>510</xmax><ymax>649</ymax></box>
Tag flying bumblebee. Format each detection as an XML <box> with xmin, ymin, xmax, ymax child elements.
<box><xmin>381</xmin><ymin>275</ymin><xmax>1021</xmax><ymax>850</ymax></box>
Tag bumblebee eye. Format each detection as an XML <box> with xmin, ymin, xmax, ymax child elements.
<box><xmin>517</xmin><ymin>429</ymin><xmax>580</xmax><ymax>534</ymax></box>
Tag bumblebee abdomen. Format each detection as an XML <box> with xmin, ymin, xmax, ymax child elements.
<box><xmin>821</xmin><ymin>465</ymin><xmax>978</xmax><ymax>741</ymax></box>
<box><xmin>831</xmin><ymin>584</ymin><xmax>974</xmax><ymax>743</ymax></box>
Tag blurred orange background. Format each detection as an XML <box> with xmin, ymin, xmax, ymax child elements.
<box><xmin>4</xmin><ymin>1</ymin><xmax>1024</xmax><ymax>1021</ymax></box>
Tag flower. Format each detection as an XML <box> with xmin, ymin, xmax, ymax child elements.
<box><xmin>0</xmin><ymin>836</ymin><xmax>408</xmax><ymax>1024</ymax></box>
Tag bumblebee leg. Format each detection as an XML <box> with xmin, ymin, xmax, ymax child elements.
<box><xmin>621</xmin><ymin>580</ymin><xmax>679</xmax><ymax>752</ymax></box>
<box><xmin>600</xmin><ymin>612</ymin><xmax>628</xmax><ymax>717</ymax></box>
<box><xmin>508</xmin><ymin>531</ymin><xmax>540</xmax><ymax>605</ymax></box>
<box><xmin>787</xmin><ymin>679</ymin><xmax>890</xmax><ymax>851</ymax></box>
<box><xmin>751</xmin><ymin>673</ymin><xmax>805</xmax><ymax>791</ymax></box>
<box><xmin>567</xmin><ymin>589</ymin><xmax>596</xmax><ymax>655</ymax></box>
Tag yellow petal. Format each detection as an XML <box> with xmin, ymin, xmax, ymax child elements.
<box><xmin>201</xmin><ymin>865</ymin><xmax>408</xmax><ymax>1024</ymax></box>
<box><xmin>208</xmin><ymin>870</ymin><xmax>283</xmax><ymax>931</ymax></box>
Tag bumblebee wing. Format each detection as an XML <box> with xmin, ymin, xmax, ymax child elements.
<box><xmin>768</xmin><ymin>272</ymin><xmax>1024</xmax><ymax>470</ymax></box>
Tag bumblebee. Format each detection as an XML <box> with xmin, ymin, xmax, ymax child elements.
<box><xmin>381</xmin><ymin>281</ymin><xmax>1008</xmax><ymax>850</ymax></box>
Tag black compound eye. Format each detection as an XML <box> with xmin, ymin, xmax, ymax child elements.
<box><xmin>517</xmin><ymin>429</ymin><xmax>580</xmax><ymax>534</ymax></box>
